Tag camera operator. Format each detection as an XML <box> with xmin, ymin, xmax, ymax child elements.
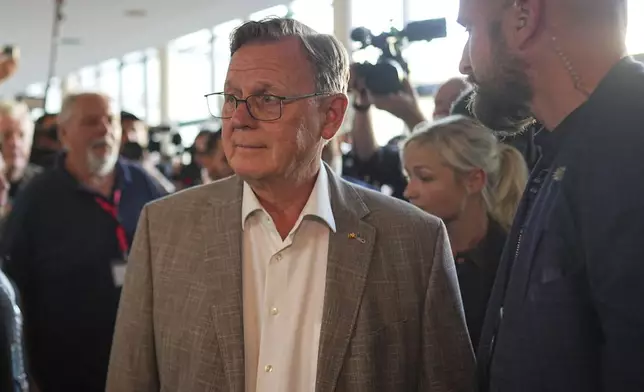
<box><xmin>342</xmin><ymin>69</ymin><xmax>420</xmax><ymax>199</ymax></box>
<box><xmin>346</xmin><ymin>69</ymin><xmax>471</xmax><ymax>198</ymax></box>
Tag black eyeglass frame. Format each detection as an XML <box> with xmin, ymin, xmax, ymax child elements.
<box><xmin>204</xmin><ymin>92</ymin><xmax>331</xmax><ymax>121</ymax></box>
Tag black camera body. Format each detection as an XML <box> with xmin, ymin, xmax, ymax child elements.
<box><xmin>351</xmin><ymin>18</ymin><xmax>447</xmax><ymax>95</ymax></box>
<box><xmin>148</xmin><ymin>125</ymin><xmax>184</xmax><ymax>158</ymax></box>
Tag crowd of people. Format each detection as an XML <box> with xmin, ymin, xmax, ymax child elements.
<box><xmin>1</xmin><ymin>0</ymin><xmax>643</xmax><ymax>391</ymax></box>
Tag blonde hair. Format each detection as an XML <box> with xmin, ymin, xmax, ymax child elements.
<box><xmin>404</xmin><ymin>115</ymin><xmax>528</xmax><ymax>230</ymax></box>
<box><xmin>0</xmin><ymin>100</ymin><xmax>35</xmax><ymax>139</ymax></box>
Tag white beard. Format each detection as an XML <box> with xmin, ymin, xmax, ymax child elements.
<box><xmin>87</xmin><ymin>148</ymin><xmax>118</xmax><ymax>177</ymax></box>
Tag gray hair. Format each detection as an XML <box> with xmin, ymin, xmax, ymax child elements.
<box><xmin>59</xmin><ymin>92</ymin><xmax>114</xmax><ymax>124</ymax></box>
<box><xmin>0</xmin><ymin>100</ymin><xmax>35</xmax><ymax>138</ymax></box>
<box><xmin>230</xmin><ymin>18</ymin><xmax>350</xmax><ymax>94</ymax></box>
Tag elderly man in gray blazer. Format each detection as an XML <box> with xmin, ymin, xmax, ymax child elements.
<box><xmin>107</xmin><ymin>17</ymin><xmax>475</xmax><ymax>392</ymax></box>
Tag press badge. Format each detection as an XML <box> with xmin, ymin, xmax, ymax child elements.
<box><xmin>111</xmin><ymin>259</ymin><xmax>128</xmax><ymax>288</ymax></box>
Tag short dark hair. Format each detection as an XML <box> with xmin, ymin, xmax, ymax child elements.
<box><xmin>229</xmin><ymin>17</ymin><xmax>350</xmax><ymax>94</ymax></box>
<box><xmin>120</xmin><ymin>111</ymin><xmax>141</xmax><ymax>122</ymax></box>
<box><xmin>204</xmin><ymin>130</ymin><xmax>223</xmax><ymax>155</ymax></box>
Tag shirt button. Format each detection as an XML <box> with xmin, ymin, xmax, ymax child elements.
<box><xmin>270</xmin><ymin>307</ymin><xmax>279</xmax><ymax>316</ymax></box>
<box><xmin>264</xmin><ymin>364</ymin><xmax>273</xmax><ymax>373</ymax></box>
<box><xmin>275</xmin><ymin>253</ymin><xmax>282</xmax><ymax>261</ymax></box>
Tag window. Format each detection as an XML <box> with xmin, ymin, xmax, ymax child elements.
<box><xmin>44</xmin><ymin>77</ymin><xmax>62</xmax><ymax>113</ymax></box>
<box><xmin>65</xmin><ymin>73</ymin><xmax>81</xmax><ymax>93</ymax></box>
<box><xmin>213</xmin><ymin>19</ymin><xmax>243</xmax><ymax>93</ymax></box>
<box><xmin>146</xmin><ymin>49</ymin><xmax>161</xmax><ymax>125</ymax></box>
<box><xmin>121</xmin><ymin>51</ymin><xmax>147</xmax><ymax>119</ymax></box>
<box><xmin>627</xmin><ymin>0</ymin><xmax>644</xmax><ymax>55</ymax></box>
<box><xmin>249</xmin><ymin>5</ymin><xmax>289</xmax><ymax>21</ymax></box>
<box><xmin>351</xmin><ymin>0</ymin><xmax>403</xmax><ymax>36</ymax></box>
<box><xmin>168</xmin><ymin>29</ymin><xmax>213</xmax><ymax>123</ymax></box>
<box><xmin>79</xmin><ymin>67</ymin><xmax>98</xmax><ymax>90</ymax></box>
<box><xmin>98</xmin><ymin>59</ymin><xmax>121</xmax><ymax>109</ymax></box>
<box><xmin>25</xmin><ymin>83</ymin><xmax>45</xmax><ymax>97</ymax></box>
<box><xmin>403</xmin><ymin>0</ymin><xmax>467</xmax><ymax>84</ymax></box>
<box><xmin>289</xmin><ymin>0</ymin><xmax>334</xmax><ymax>34</ymax></box>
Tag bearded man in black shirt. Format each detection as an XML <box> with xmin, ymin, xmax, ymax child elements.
<box><xmin>457</xmin><ymin>0</ymin><xmax>644</xmax><ymax>391</ymax></box>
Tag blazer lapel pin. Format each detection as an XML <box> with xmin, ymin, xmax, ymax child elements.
<box><xmin>348</xmin><ymin>232</ymin><xmax>366</xmax><ymax>243</ymax></box>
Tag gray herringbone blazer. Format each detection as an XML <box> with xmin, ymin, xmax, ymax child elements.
<box><xmin>106</xmin><ymin>165</ymin><xmax>476</xmax><ymax>392</ymax></box>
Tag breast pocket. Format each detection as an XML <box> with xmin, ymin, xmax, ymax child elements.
<box><xmin>526</xmin><ymin>223</ymin><xmax>584</xmax><ymax>307</ymax></box>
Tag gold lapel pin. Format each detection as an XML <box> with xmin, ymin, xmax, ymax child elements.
<box><xmin>348</xmin><ymin>232</ymin><xmax>366</xmax><ymax>243</ymax></box>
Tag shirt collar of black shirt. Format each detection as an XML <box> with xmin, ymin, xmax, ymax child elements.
<box><xmin>536</xmin><ymin>56</ymin><xmax>642</xmax><ymax>167</ymax></box>
<box><xmin>455</xmin><ymin>217</ymin><xmax>507</xmax><ymax>270</ymax></box>
<box><xmin>54</xmin><ymin>152</ymin><xmax>132</xmax><ymax>199</ymax></box>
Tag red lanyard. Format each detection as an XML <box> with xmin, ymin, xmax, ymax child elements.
<box><xmin>94</xmin><ymin>189</ymin><xmax>129</xmax><ymax>257</ymax></box>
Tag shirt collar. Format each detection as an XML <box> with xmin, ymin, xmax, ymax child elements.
<box><xmin>241</xmin><ymin>163</ymin><xmax>336</xmax><ymax>233</ymax></box>
<box><xmin>55</xmin><ymin>152</ymin><xmax>131</xmax><ymax>193</ymax></box>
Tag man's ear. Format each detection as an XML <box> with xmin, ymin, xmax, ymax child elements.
<box><xmin>320</xmin><ymin>93</ymin><xmax>349</xmax><ymax>141</ymax></box>
<box><xmin>57</xmin><ymin>124</ymin><xmax>70</xmax><ymax>150</ymax></box>
<box><xmin>507</xmin><ymin>0</ymin><xmax>544</xmax><ymax>50</ymax></box>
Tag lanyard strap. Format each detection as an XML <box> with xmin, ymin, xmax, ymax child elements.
<box><xmin>94</xmin><ymin>189</ymin><xmax>129</xmax><ymax>257</ymax></box>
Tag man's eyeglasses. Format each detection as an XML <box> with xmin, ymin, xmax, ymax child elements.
<box><xmin>204</xmin><ymin>92</ymin><xmax>329</xmax><ymax>121</ymax></box>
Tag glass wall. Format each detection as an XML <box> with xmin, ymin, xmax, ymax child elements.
<box><xmin>168</xmin><ymin>29</ymin><xmax>213</xmax><ymax>124</ymax></box>
<box><xmin>249</xmin><ymin>5</ymin><xmax>289</xmax><ymax>20</ymax></box>
<box><xmin>627</xmin><ymin>0</ymin><xmax>644</xmax><ymax>55</ymax></box>
<box><xmin>146</xmin><ymin>49</ymin><xmax>161</xmax><ymax>125</ymax></box>
<box><xmin>213</xmin><ymin>19</ymin><xmax>243</xmax><ymax>92</ymax></box>
<box><xmin>98</xmin><ymin>59</ymin><xmax>121</xmax><ymax>109</ymax></box>
<box><xmin>79</xmin><ymin>66</ymin><xmax>98</xmax><ymax>90</ymax></box>
<box><xmin>121</xmin><ymin>51</ymin><xmax>147</xmax><ymax>119</ymax></box>
<box><xmin>290</xmin><ymin>0</ymin><xmax>334</xmax><ymax>34</ymax></box>
<box><xmin>44</xmin><ymin>77</ymin><xmax>62</xmax><ymax>113</ymax></box>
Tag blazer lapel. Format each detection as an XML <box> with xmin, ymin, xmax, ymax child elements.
<box><xmin>316</xmin><ymin>168</ymin><xmax>375</xmax><ymax>392</ymax></box>
<box><xmin>206</xmin><ymin>178</ymin><xmax>245</xmax><ymax>392</ymax></box>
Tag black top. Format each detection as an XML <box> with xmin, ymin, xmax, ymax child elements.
<box><xmin>0</xmin><ymin>156</ymin><xmax>166</xmax><ymax>392</ymax></box>
<box><xmin>342</xmin><ymin>145</ymin><xmax>407</xmax><ymax>199</ymax></box>
<box><xmin>478</xmin><ymin>57</ymin><xmax>644</xmax><ymax>392</ymax></box>
<box><xmin>454</xmin><ymin>218</ymin><xmax>506</xmax><ymax>351</ymax></box>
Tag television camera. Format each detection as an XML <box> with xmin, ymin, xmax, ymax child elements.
<box><xmin>351</xmin><ymin>18</ymin><xmax>447</xmax><ymax>95</ymax></box>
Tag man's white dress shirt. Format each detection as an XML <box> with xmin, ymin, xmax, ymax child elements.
<box><xmin>242</xmin><ymin>166</ymin><xmax>335</xmax><ymax>392</ymax></box>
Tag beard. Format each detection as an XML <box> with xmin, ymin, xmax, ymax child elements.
<box><xmin>468</xmin><ymin>21</ymin><xmax>535</xmax><ymax>134</ymax></box>
<box><xmin>87</xmin><ymin>139</ymin><xmax>119</xmax><ymax>177</ymax></box>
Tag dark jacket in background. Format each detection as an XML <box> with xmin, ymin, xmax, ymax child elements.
<box><xmin>478</xmin><ymin>57</ymin><xmax>644</xmax><ymax>392</ymax></box>
<box><xmin>0</xmin><ymin>156</ymin><xmax>166</xmax><ymax>392</ymax></box>
<box><xmin>0</xmin><ymin>271</ymin><xmax>27</xmax><ymax>392</ymax></box>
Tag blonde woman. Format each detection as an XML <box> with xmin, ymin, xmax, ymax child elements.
<box><xmin>402</xmin><ymin>115</ymin><xmax>528</xmax><ymax>349</ymax></box>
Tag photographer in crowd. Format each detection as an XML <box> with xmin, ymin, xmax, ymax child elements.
<box><xmin>345</xmin><ymin>69</ymin><xmax>470</xmax><ymax>199</ymax></box>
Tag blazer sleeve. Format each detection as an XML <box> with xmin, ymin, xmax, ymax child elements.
<box><xmin>420</xmin><ymin>220</ymin><xmax>477</xmax><ymax>392</ymax></box>
<box><xmin>106</xmin><ymin>205</ymin><xmax>160</xmax><ymax>392</ymax></box>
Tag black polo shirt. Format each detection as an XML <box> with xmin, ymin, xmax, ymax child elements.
<box><xmin>0</xmin><ymin>156</ymin><xmax>166</xmax><ymax>392</ymax></box>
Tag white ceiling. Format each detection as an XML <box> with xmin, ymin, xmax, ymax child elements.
<box><xmin>0</xmin><ymin>0</ymin><xmax>282</xmax><ymax>96</ymax></box>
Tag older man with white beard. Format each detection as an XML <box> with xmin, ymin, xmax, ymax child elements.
<box><xmin>0</xmin><ymin>92</ymin><xmax>167</xmax><ymax>392</ymax></box>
